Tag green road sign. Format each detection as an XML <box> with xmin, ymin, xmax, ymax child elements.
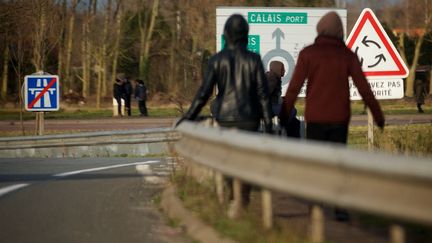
<box><xmin>248</xmin><ymin>12</ymin><xmax>307</xmax><ymax>24</ymax></box>
<box><xmin>221</xmin><ymin>35</ymin><xmax>260</xmax><ymax>53</ymax></box>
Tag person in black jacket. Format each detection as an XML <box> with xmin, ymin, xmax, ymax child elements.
<box><xmin>123</xmin><ymin>77</ymin><xmax>133</xmax><ymax>116</ymax></box>
<box><xmin>134</xmin><ymin>79</ymin><xmax>148</xmax><ymax>116</ymax></box>
<box><xmin>176</xmin><ymin>14</ymin><xmax>273</xmax><ymax>210</ymax></box>
<box><xmin>113</xmin><ymin>78</ymin><xmax>125</xmax><ymax>116</ymax></box>
<box><xmin>266</xmin><ymin>60</ymin><xmax>284</xmax><ymax>117</ymax></box>
<box><xmin>266</xmin><ymin>61</ymin><xmax>300</xmax><ymax>138</ymax></box>
<box><xmin>178</xmin><ymin>14</ymin><xmax>272</xmax><ymax>132</ymax></box>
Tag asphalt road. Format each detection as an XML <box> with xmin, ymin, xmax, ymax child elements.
<box><xmin>0</xmin><ymin>157</ymin><xmax>186</xmax><ymax>243</ymax></box>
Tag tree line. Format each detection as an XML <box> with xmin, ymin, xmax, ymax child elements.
<box><xmin>0</xmin><ymin>0</ymin><xmax>431</xmax><ymax>108</ymax></box>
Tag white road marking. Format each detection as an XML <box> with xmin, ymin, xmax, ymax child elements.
<box><xmin>0</xmin><ymin>161</ymin><xmax>160</xmax><ymax>198</ymax></box>
<box><xmin>0</xmin><ymin>183</ymin><xmax>30</xmax><ymax>197</ymax></box>
<box><xmin>136</xmin><ymin>163</ymin><xmax>169</xmax><ymax>184</ymax></box>
<box><xmin>53</xmin><ymin>160</ymin><xmax>160</xmax><ymax>177</ymax></box>
<box><xmin>136</xmin><ymin>164</ymin><xmax>152</xmax><ymax>175</ymax></box>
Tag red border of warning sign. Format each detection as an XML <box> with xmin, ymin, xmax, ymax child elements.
<box><xmin>346</xmin><ymin>8</ymin><xmax>408</xmax><ymax>78</ymax></box>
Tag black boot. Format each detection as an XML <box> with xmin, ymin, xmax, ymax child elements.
<box><xmin>334</xmin><ymin>208</ymin><xmax>350</xmax><ymax>222</ymax></box>
<box><xmin>417</xmin><ymin>103</ymin><xmax>424</xmax><ymax>113</ymax></box>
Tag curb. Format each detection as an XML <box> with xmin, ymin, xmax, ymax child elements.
<box><xmin>161</xmin><ymin>184</ymin><xmax>237</xmax><ymax>243</ymax></box>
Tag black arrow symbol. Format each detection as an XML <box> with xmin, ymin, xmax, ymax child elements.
<box><xmin>362</xmin><ymin>36</ymin><xmax>381</xmax><ymax>49</ymax></box>
<box><xmin>368</xmin><ymin>54</ymin><xmax>386</xmax><ymax>68</ymax></box>
<box><xmin>355</xmin><ymin>46</ymin><xmax>364</xmax><ymax>66</ymax></box>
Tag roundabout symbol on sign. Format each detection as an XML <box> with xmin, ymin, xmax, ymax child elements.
<box><xmin>355</xmin><ymin>35</ymin><xmax>387</xmax><ymax>68</ymax></box>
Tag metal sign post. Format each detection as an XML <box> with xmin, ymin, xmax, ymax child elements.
<box><xmin>36</xmin><ymin>112</ymin><xmax>44</xmax><ymax>135</ymax></box>
<box><xmin>367</xmin><ymin>108</ymin><xmax>374</xmax><ymax>150</ymax></box>
<box><xmin>24</xmin><ymin>71</ymin><xmax>60</xmax><ymax>136</ymax></box>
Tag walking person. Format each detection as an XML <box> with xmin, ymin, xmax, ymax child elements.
<box><xmin>176</xmin><ymin>14</ymin><xmax>273</xmax><ymax>212</ymax></box>
<box><xmin>113</xmin><ymin>78</ymin><xmax>125</xmax><ymax>116</ymax></box>
<box><xmin>123</xmin><ymin>77</ymin><xmax>133</xmax><ymax>116</ymax></box>
<box><xmin>266</xmin><ymin>60</ymin><xmax>284</xmax><ymax>117</ymax></box>
<box><xmin>266</xmin><ymin>61</ymin><xmax>300</xmax><ymax>137</ymax></box>
<box><xmin>279</xmin><ymin>11</ymin><xmax>385</xmax><ymax>221</ymax></box>
<box><xmin>135</xmin><ymin>79</ymin><xmax>148</xmax><ymax>116</ymax></box>
<box><xmin>414</xmin><ymin>75</ymin><xmax>427</xmax><ymax>113</ymax></box>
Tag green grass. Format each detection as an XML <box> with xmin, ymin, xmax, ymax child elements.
<box><xmin>1</xmin><ymin>98</ymin><xmax>429</xmax><ymax>121</ymax></box>
<box><xmin>291</xmin><ymin>99</ymin><xmax>431</xmax><ymax>116</ymax></box>
<box><xmin>0</xmin><ymin>129</ymin><xmax>91</xmax><ymax>137</ymax></box>
<box><xmin>348</xmin><ymin>124</ymin><xmax>432</xmax><ymax>156</ymax></box>
<box><xmin>173</xmin><ymin>172</ymin><xmax>306</xmax><ymax>243</ymax></box>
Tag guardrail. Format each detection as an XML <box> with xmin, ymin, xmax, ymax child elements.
<box><xmin>175</xmin><ymin>121</ymin><xmax>432</xmax><ymax>243</ymax></box>
<box><xmin>0</xmin><ymin>128</ymin><xmax>180</xmax><ymax>158</ymax></box>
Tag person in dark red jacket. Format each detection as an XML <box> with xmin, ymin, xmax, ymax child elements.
<box><xmin>280</xmin><ymin>11</ymin><xmax>385</xmax><ymax>222</ymax></box>
<box><xmin>280</xmin><ymin>11</ymin><xmax>384</xmax><ymax>143</ymax></box>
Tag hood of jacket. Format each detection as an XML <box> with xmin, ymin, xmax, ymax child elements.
<box><xmin>223</xmin><ymin>14</ymin><xmax>249</xmax><ymax>49</ymax></box>
<box><xmin>316</xmin><ymin>11</ymin><xmax>344</xmax><ymax>40</ymax></box>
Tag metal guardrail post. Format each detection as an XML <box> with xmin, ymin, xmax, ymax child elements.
<box><xmin>310</xmin><ymin>204</ymin><xmax>324</xmax><ymax>243</ymax></box>
<box><xmin>228</xmin><ymin>178</ymin><xmax>242</xmax><ymax>219</ymax></box>
<box><xmin>390</xmin><ymin>224</ymin><xmax>405</xmax><ymax>243</ymax></box>
<box><xmin>215</xmin><ymin>172</ymin><xmax>224</xmax><ymax>204</ymax></box>
<box><xmin>261</xmin><ymin>189</ymin><xmax>273</xmax><ymax>229</ymax></box>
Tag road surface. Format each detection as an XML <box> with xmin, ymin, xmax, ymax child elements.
<box><xmin>0</xmin><ymin>157</ymin><xmax>187</xmax><ymax>243</ymax></box>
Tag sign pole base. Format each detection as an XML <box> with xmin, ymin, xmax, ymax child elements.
<box><xmin>367</xmin><ymin>108</ymin><xmax>374</xmax><ymax>150</ymax></box>
<box><xmin>36</xmin><ymin>112</ymin><xmax>44</xmax><ymax>136</ymax></box>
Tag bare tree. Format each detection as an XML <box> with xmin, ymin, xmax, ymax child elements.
<box><xmin>31</xmin><ymin>0</ymin><xmax>49</xmax><ymax>71</ymax></box>
<box><xmin>110</xmin><ymin>0</ymin><xmax>123</xmax><ymax>90</ymax></box>
<box><xmin>81</xmin><ymin>0</ymin><xmax>92</xmax><ymax>99</ymax></box>
<box><xmin>95</xmin><ymin>0</ymin><xmax>112</xmax><ymax>108</ymax></box>
<box><xmin>397</xmin><ymin>0</ymin><xmax>432</xmax><ymax>97</ymax></box>
<box><xmin>95</xmin><ymin>48</ymin><xmax>103</xmax><ymax>108</ymax></box>
<box><xmin>138</xmin><ymin>0</ymin><xmax>159</xmax><ymax>81</ymax></box>
<box><xmin>64</xmin><ymin>0</ymin><xmax>80</xmax><ymax>93</ymax></box>
<box><xmin>57</xmin><ymin>0</ymin><xmax>67</xmax><ymax>84</ymax></box>
<box><xmin>102</xmin><ymin>0</ymin><xmax>111</xmax><ymax>97</ymax></box>
<box><xmin>6</xmin><ymin>1</ymin><xmax>31</xmax><ymax>135</ymax></box>
<box><xmin>1</xmin><ymin>44</ymin><xmax>8</xmax><ymax>100</ymax></box>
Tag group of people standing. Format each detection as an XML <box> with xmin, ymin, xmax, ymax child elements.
<box><xmin>176</xmin><ymin>12</ymin><xmax>385</xmax><ymax>220</ymax></box>
<box><xmin>113</xmin><ymin>75</ymin><xmax>148</xmax><ymax>117</ymax></box>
